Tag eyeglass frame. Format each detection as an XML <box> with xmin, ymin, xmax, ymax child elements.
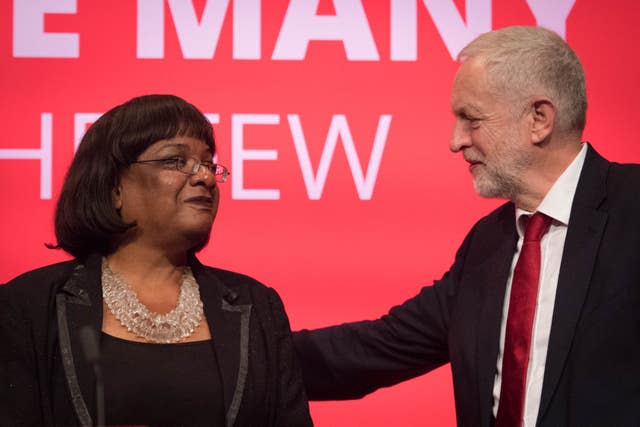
<box><xmin>132</xmin><ymin>156</ymin><xmax>230</xmax><ymax>183</ymax></box>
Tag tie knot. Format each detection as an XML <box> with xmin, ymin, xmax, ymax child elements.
<box><xmin>523</xmin><ymin>212</ymin><xmax>551</xmax><ymax>242</ymax></box>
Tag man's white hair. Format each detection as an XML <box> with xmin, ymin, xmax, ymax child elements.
<box><xmin>459</xmin><ymin>26</ymin><xmax>587</xmax><ymax>135</ymax></box>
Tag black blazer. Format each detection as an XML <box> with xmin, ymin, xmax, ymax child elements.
<box><xmin>0</xmin><ymin>253</ymin><xmax>312</xmax><ymax>426</ymax></box>
<box><xmin>294</xmin><ymin>145</ymin><xmax>640</xmax><ymax>426</ymax></box>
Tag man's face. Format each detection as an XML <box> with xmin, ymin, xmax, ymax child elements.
<box><xmin>449</xmin><ymin>58</ymin><xmax>533</xmax><ymax>200</ymax></box>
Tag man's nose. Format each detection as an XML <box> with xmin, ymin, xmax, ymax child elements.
<box><xmin>450</xmin><ymin>119</ymin><xmax>471</xmax><ymax>153</ymax></box>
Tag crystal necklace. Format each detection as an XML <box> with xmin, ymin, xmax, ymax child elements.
<box><xmin>101</xmin><ymin>258</ymin><xmax>204</xmax><ymax>344</ymax></box>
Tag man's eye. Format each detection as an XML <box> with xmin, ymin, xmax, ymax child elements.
<box><xmin>461</xmin><ymin>114</ymin><xmax>481</xmax><ymax>128</ymax></box>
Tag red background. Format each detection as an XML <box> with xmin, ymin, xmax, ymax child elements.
<box><xmin>2</xmin><ymin>1</ymin><xmax>640</xmax><ymax>425</ymax></box>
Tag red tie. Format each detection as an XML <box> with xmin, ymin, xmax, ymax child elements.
<box><xmin>496</xmin><ymin>212</ymin><xmax>552</xmax><ymax>427</ymax></box>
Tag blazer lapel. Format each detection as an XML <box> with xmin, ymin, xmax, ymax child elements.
<box><xmin>473</xmin><ymin>204</ymin><xmax>519</xmax><ymax>426</ymax></box>
<box><xmin>536</xmin><ymin>145</ymin><xmax>609</xmax><ymax>423</ymax></box>
<box><xmin>56</xmin><ymin>254</ymin><xmax>103</xmax><ymax>427</ymax></box>
<box><xmin>193</xmin><ymin>260</ymin><xmax>252</xmax><ymax>427</ymax></box>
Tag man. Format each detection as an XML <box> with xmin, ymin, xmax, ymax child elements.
<box><xmin>294</xmin><ymin>26</ymin><xmax>640</xmax><ymax>426</ymax></box>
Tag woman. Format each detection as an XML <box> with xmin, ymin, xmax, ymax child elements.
<box><xmin>0</xmin><ymin>95</ymin><xmax>312</xmax><ymax>426</ymax></box>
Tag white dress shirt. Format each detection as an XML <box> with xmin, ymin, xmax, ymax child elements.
<box><xmin>492</xmin><ymin>143</ymin><xmax>588</xmax><ymax>426</ymax></box>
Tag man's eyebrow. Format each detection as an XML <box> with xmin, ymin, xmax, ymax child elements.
<box><xmin>453</xmin><ymin>104</ymin><xmax>483</xmax><ymax>117</ymax></box>
<box><xmin>452</xmin><ymin>106</ymin><xmax>472</xmax><ymax>116</ymax></box>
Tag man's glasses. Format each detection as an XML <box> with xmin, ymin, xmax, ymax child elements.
<box><xmin>133</xmin><ymin>157</ymin><xmax>230</xmax><ymax>183</ymax></box>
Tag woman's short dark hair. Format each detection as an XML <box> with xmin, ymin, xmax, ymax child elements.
<box><xmin>51</xmin><ymin>94</ymin><xmax>215</xmax><ymax>259</ymax></box>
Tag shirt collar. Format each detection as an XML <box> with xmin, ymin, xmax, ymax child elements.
<box><xmin>515</xmin><ymin>143</ymin><xmax>588</xmax><ymax>236</ymax></box>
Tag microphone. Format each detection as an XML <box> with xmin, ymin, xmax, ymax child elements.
<box><xmin>80</xmin><ymin>326</ymin><xmax>106</xmax><ymax>427</ymax></box>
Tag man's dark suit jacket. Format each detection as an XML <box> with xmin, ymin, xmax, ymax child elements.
<box><xmin>294</xmin><ymin>145</ymin><xmax>640</xmax><ymax>426</ymax></box>
<box><xmin>0</xmin><ymin>254</ymin><xmax>312</xmax><ymax>426</ymax></box>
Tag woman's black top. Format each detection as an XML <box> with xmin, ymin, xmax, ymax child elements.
<box><xmin>101</xmin><ymin>333</ymin><xmax>226</xmax><ymax>426</ymax></box>
<box><xmin>0</xmin><ymin>256</ymin><xmax>313</xmax><ymax>426</ymax></box>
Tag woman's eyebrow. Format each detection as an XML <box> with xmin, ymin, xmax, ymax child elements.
<box><xmin>154</xmin><ymin>143</ymin><xmax>213</xmax><ymax>158</ymax></box>
<box><xmin>156</xmin><ymin>143</ymin><xmax>188</xmax><ymax>151</ymax></box>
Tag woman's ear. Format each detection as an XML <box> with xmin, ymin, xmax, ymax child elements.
<box><xmin>112</xmin><ymin>184</ymin><xmax>122</xmax><ymax>210</ymax></box>
<box><xmin>530</xmin><ymin>98</ymin><xmax>556</xmax><ymax>145</ymax></box>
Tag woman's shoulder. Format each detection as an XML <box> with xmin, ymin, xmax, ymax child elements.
<box><xmin>195</xmin><ymin>264</ymin><xmax>285</xmax><ymax>309</ymax></box>
<box><xmin>198</xmin><ymin>265</ymin><xmax>273</xmax><ymax>294</ymax></box>
<box><xmin>198</xmin><ymin>266</ymin><xmax>294</xmax><ymax>334</ymax></box>
<box><xmin>2</xmin><ymin>259</ymin><xmax>78</xmax><ymax>297</ymax></box>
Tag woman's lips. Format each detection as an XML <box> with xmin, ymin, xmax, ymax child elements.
<box><xmin>184</xmin><ymin>196</ymin><xmax>214</xmax><ymax>208</ymax></box>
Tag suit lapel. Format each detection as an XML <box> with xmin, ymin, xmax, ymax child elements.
<box><xmin>56</xmin><ymin>255</ymin><xmax>252</xmax><ymax>427</ymax></box>
<box><xmin>473</xmin><ymin>205</ymin><xmax>519</xmax><ymax>426</ymax></box>
<box><xmin>536</xmin><ymin>145</ymin><xmax>609</xmax><ymax>423</ymax></box>
<box><xmin>56</xmin><ymin>254</ymin><xmax>103</xmax><ymax>426</ymax></box>
<box><xmin>193</xmin><ymin>260</ymin><xmax>251</xmax><ymax>427</ymax></box>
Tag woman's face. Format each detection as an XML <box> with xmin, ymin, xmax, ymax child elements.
<box><xmin>113</xmin><ymin>136</ymin><xmax>220</xmax><ymax>249</ymax></box>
